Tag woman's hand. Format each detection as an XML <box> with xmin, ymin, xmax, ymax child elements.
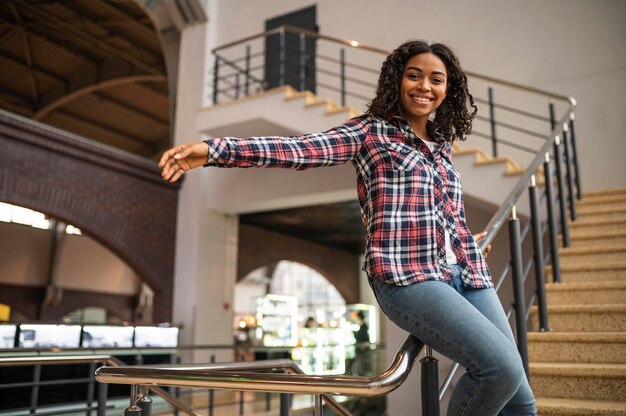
<box><xmin>474</xmin><ymin>231</ymin><xmax>492</xmax><ymax>259</ymax></box>
<box><xmin>159</xmin><ymin>141</ymin><xmax>209</xmax><ymax>183</ymax></box>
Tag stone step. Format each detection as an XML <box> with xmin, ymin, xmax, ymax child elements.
<box><xmin>530</xmin><ymin>362</ymin><xmax>626</xmax><ymax>402</ymax></box>
<box><xmin>530</xmin><ymin>304</ymin><xmax>626</xmax><ymax>332</ymax></box>
<box><xmin>576</xmin><ymin>203</ymin><xmax>626</xmax><ymax>216</ymax></box>
<box><xmin>578</xmin><ymin>193</ymin><xmax>626</xmax><ymax>206</ymax></box>
<box><xmin>546</xmin><ymin>262</ymin><xmax>626</xmax><ymax>283</ymax></box>
<box><xmin>528</xmin><ymin>332</ymin><xmax>626</xmax><ymax>364</ymax></box>
<box><xmin>583</xmin><ymin>187</ymin><xmax>626</xmax><ymax>198</ymax></box>
<box><xmin>573</xmin><ymin>209</ymin><xmax>626</xmax><ymax>222</ymax></box>
<box><xmin>562</xmin><ymin>229</ymin><xmax>626</xmax><ymax>247</ymax></box>
<box><xmin>545</xmin><ymin>281</ymin><xmax>626</xmax><ymax>305</ymax></box>
<box><xmin>568</xmin><ymin>216</ymin><xmax>626</xmax><ymax>230</ymax></box>
<box><xmin>558</xmin><ymin>244</ymin><xmax>626</xmax><ymax>265</ymax></box>
<box><xmin>536</xmin><ymin>397</ymin><xmax>626</xmax><ymax>415</ymax></box>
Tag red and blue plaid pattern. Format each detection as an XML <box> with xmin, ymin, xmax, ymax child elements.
<box><xmin>204</xmin><ymin>115</ymin><xmax>493</xmax><ymax>289</ymax></box>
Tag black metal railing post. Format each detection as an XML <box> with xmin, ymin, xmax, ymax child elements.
<box><xmin>569</xmin><ymin>113</ymin><xmax>582</xmax><ymax>199</ymax></box>
<box><xmin>562</xmin><ymin>123</ymin><xmax>577</xmax><ymax>221</ymax></box>
<box><xmin>544</xmin><ymin>152</ymin><xmax>562</xmax><ymax>283</ymax></box>
<box><xmin>97</xmin><ymin>380</ymin><xmax>108</xmax><ymax>416</ymax></box>
<box><xmin>340</xmin><ymin>48</ymin><xmax>346</xmax><ymax>106</ymax></box>
<box><xmin>213</xmin><ymin>56</ymin><xmax>220</xmax><ymax>104</ymax></box>
<box><xmin>528</xmin><ymin>175</ymin><xmax>550</xmax><ymax>331</ymax></box>
<box><xmin>235</xmin><ymin>72</ymin><xmax>240</xmax><ymax>99</ymax></box>
<box><xmin>553</xmin><ymin>135</ymin><xmax>570</xmax><ymax>247</ymax></box>
<box><xmin>280</xmin><ymin>393</ymin><xmax>290</xmax><ymax>416</ymax></box>
<box><xmin>208</xmin><ymin>354</ymin><xmax>215</xmax><ymax>416</ymax></box>
<box><xmin>244</xmin><ymin>45</ymin><xmax>251</xmax><ymax>96</ymax></box>
<box><xmin>138</xmin><ymin>385</ymin><xmax>152</xmax><ymax>416</ymax></box>
<box><xmin>299</xmin><ymin>32</ymin><xmax>306</xmax><ymax>91</ymax></box>
<box><xmin>86</xmin><ymin>362</ymin><xmax>96</xmax><ymax>416</ymax></box>
<box><xmin>279</xmin><ymin>28</ymin><xmax>286</xmax><ymax>86</ymax></box>
<box><xmin>173</xmin><ymin>355</ymin><xmax>181</xmax><ymax>416</ymax></box>
<box><xmin>420</xmin><ymin>346</ymin><xmax>439</xmax><ymax>416</ymax></box>
<box><xmin>239</xmin><ymin>354</ymin><xmax>245</xmax><ymax>415</ymax></box>
<box><xmin>509</xmin><ymin>206</ymin><xmax>530</xmax><ymax>379</ymax></box>
<box><xmin>548</xmin><ymin>101</ymin><xmax>556</xmax><ymax>131</ymax></box>
<box><xmin>30</xmin><ymin>364</ymin><xmax>41</xmax><ymax>415</ymax></box>
<box><xmin>488</xmin><ymin>85</ymin><xmax>498</xmax><ymax>157</ymax></box>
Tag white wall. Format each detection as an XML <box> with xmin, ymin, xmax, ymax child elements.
<box><xmin>0</xmin><ymin>221</ymin><xmax>140</xmax><ymax>294</ymax></box>
<box><xmin>211</xmin><ymin>0</ymin><xmax>626</xmax><ymax>191</ymax></box>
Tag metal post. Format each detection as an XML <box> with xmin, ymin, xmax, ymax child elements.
<box><xmin>239</xmin><ymin>354</ymin><xmax>245</xmax><ymax>416</ymax></box>
<box><xmin>244</xmin><ymin>45</ymin><xmax>251</xmax><ymax>96</ymax></box>
<box><xmin>123</xmin><ymin>385</ymin><xmax>142</xmax><ymax>416</ymax></box>
<box><xmin>213</xmin><ymin>56</ymin><xmax>220</xmax><ymax>104</ymax></box>
<box><xmin>30</xmin><ymin>364</ymin><xmax>41</xmax><ymax>415</ymax></box>
<box><xmin>279</xmin><ymin>28</ymin><xmax>285</xmax><ymax>86</ymax></box>
<box><xmin>279</xmin><ymin>393</ymin><xmax>290</xmax><ymax>416</ymax></box>
<box><xmin>553</xmin><ymin>135</ymin><xmax>570</xmax><ymax>247</ymax></box>
<box><xmin>340</xmin><ymin>48</ymin><xmax>346</xmax><ymax>107</ymax></box>
<box><xmin>265</xmin><ymin>392</ymin><xmax>271</xmax><ymax>411</ymax></box>
<box><xmin>173</xmin><ymin>355</ymin><xmax>181</xmax><ymax>416</ymax></box>
<box><xmin>137</xmin><ymin>385</ymin><xmax>152</xmax><ymax>416</ymax></box>
<box><xmin>562</xmin><ymin>123</ymin><xmax>577</xmax><ymax>222</ymax></box>
<box><xmin>235</xmin><ymin>72</ymin><xmax>240</xmax><ymax>99</ymax></box>
<box><xmin>299</xmin><ymin>33</ymin><xmax>306</xmax><ymax>91</ymax></box>
<box><xmin>569</xmin><ymin>113</ymin><xmax>582</xmax><ymax>199</ymax></box>
<box><xmin>488</xmin><ymin>85</ymin><xmax>498</xmax><ymax>157</ymax></box>
<box><xmin>208</xmin><ymin>354</ymin><xmax>215</xmax><ymax>416</ymax></box>
<box><xmin>86</xmin><ymin>362</ymin><xmax>96</xmax><ymax>416</ymax></box>
<box><xmin>420</xmin><ymin>346</ymin><xmax>440</xmax><ymax>416</ymax></box>
<box><xmin>548</xmin><ymin>102</ymin><xmax>556</xmax><ymax>131</ymax></box>
<box><xmin>314</xmin><ymin>395</ymin><xmax>323</xmax><ymax>416</ymax></box>
<box><xmin>544</xmin><ymin>153</ymin><xmax>562</xmax><ymax>283</ymax></box>
<box><xmin>97</xmin><ymin>381</ymin><xmax>108</xmax><ymax>416</ymax></box>
<box><xmin>529</xmin><ymin>176</ymin><xmax>550</xmax><ymax>332</ymax></box>
<box><xmin>509</xmin><ymin>206</ymin><xmax>530</xmax><ymax>379</ymax></box>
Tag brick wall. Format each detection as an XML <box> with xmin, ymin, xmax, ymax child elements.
<box><xmin>238</xmin><ymin>223</ymin><xmax>361</xmax><ymax>304</ymax></box>
<box><xmin>0</xmin><ymin>111</ymin><xmax>179</xmax><ymax>322</ymax></box>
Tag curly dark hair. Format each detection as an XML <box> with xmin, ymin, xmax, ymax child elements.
<box><xmin>367</xmin><ymin>40</ymin><xmax>477</xmax><ymax>142</ymax></box>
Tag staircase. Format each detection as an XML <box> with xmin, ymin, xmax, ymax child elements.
<box><xmin>529</xmin><ymin>188</ymin><xmax>626</xmax><ymax>415</ymax></box>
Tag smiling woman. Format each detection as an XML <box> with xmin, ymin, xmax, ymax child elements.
<box><xmin>158</xmin><ymin>40</ymin><xmax>536</xmax><ymax>416</ymax></box>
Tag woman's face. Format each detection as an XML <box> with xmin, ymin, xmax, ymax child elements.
<box><xmin>399</xmin><ymin>53</ymin><xmax>448</xmax><ymax>123</ymax></box>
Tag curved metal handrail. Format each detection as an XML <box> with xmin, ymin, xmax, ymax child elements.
<box><xmin>95</xmin><ymin>336</ymin><xmax>423</xmax><ymax>399</ymax></box>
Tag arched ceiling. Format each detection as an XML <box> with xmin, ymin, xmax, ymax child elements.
<box><xmin>0</xmin><ymin>0</ymin><xmax>171</xmax><ymax>157</ymax></box>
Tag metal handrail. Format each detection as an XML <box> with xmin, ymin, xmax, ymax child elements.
<box><xmin>95</xmin><ymin>336</ymin><xmax>423</xmax><ymax>398</ymax></box>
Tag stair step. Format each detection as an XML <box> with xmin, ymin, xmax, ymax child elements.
<box><xmin>578</xmin><ymin>193</ymin><xmax>626</xmax><ymax>206</ymax></box>
<box><xmin>530</xmin><ymin>362</ymin><xmax>626</xmax><ymax>402</ymax></box>
<box><xmin>563</xmin><ymin>229</ymin><xmax>626</xmax><ymax>247</ymax></box>
<box><xmin>528</xmin><ymin>332</ymin><xmax>626</xmax><ymax>364</ymax></box>
<box><xmin>546</xmin><ymin>262</ymin><xmax>626</xmax><ymax>283</ymax></box>
<box><xmin>545</xmin><ymin>281</ymin><xmax>626</xmax><ymax>305</ymax></box>
<box><xmin>576</xmin><ymin>204</ymin><xmax>626</xmax><ymax>216</ymax></box>
<box><xmin>583</xmin><ymin>187</ymin><xmax>626</xmax><ymax>198</ymax></box>
<box><xmin>568</xmin><ymin>216</ymin><xmax>626</xmax><ymax>230</ymax></box>
<box><xmin>536</xmin><ymin>397</ymin><xmax>626</xmax><ymax>415</ymax></box>
<box><xmin>558</xmin><ymin>244</ymin><xmax>626</xmax><ymax>264</ymax></box>
<box><xmin>530</xmin><ymin>304</ymin><xmax>626</xmax><ymax>332</ymax></box>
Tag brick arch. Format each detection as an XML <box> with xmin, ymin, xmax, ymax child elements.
<box><xmin>42</xmin><ymin>291</ymin><xmax>135</xmax><ymax>323</ymax></box>
<box><xmin>0</xmin><ymin>111</ymin><xmax>179</xmax><ymax>322</ymax></box>
<box><xmin>238</xmin><ymin>224</ymin><xmax>360</xmax><ymax>304</ymax></box>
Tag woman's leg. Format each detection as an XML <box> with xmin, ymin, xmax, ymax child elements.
<box><xmin>461</xmin><ymin>286</ymin><xmax>537</xmax><ymax>415</ymax></box>
<box><xmin>372</xmin><ymin>277</ymin><xmax>528</xmax><ymax>416</ymax></box>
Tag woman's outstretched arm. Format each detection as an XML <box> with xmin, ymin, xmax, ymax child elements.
<box><xmin>159</xmin><ymin>115</ymin><xmax>369</xmax><ymax>183</ymax></box>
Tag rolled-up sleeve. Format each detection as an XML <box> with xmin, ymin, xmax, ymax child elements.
<box><xmin>203</xmin><ymin>115</ymin><xmax>369</xmax><ymax>170</ymax></box>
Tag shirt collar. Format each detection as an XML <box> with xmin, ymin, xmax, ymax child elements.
<box><xmin>389</xmin><ymin>116</ymin><xmax>451</xmax><ymax>158</ymax></box>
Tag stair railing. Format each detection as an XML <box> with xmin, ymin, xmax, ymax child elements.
<box><xmin>0</xmin><ymin>354</ymin><xmax>202</xmax><ymax>416</ymax></box>
<box><xmin>95</xmin><ymin>335</ymin><xmax>423</xmax><ymax>416</ymax></box>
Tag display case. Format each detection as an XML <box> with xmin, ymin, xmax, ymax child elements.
<box><xmin>292</xmin><ymin>326</ymin><xmax>347</xmax><ymax>375</ymax></box>
<box><xmin>254</xmin><ymin>294</ymin><xmax>297</xmax><ymax>347</ymax></box>
<box><xmin>18</xmin><ymin>324</ymin><xmax>81</xmax><ymax>348</ymax></box>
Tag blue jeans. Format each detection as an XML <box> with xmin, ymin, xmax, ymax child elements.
<box><xmin>372</xmin><ymin>265</ymin><xmax>537</xmax><ymax>416</ymax></box>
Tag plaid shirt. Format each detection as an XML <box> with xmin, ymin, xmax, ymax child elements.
<box><xmin>204</xmin><ymin>115</ymin><xmax>493</xmax><ymax>288</ymax></box>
